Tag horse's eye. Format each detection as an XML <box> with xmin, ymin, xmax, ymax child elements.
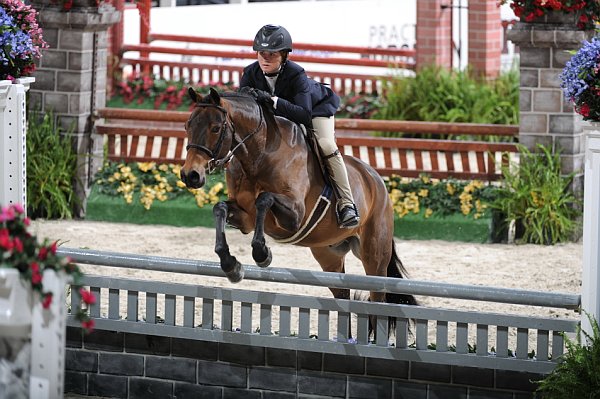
<box><xmin>211</xmin><ymin>126</ymin><xmax>221</xmax><ymax>133</ymax></box>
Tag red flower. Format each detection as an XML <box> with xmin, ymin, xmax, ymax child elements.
<box><xmin>30</xmin><ymin>262</ymin><xmax>42</xmax><ymax>284</ymax></box>
<box><xmin>38</xmin><ymin>246</ymin><xmax>48</xmax><ymax>260</ymax></box>
<box><xmin>0</xmin><ymin>229</ymin><xmax>13</xmax><ymax>250</ymax></box>
<box><xmin>63</xmin><ymin>0</ymin><xmax>73</xmax><ymax>11</ymax></box>
<box><xmin>42</xmin><ymin>293</ymin><xmax>53</xmax><ymax>309</ymax></box>
<box><xmin>79</xmin><ymin>288</ymin><xmax>96</xmax><ymax>305</ymax></box>
<box><xmin>50</xmin><ymin>241</ymin><xmax>58</xmax><ymax>255</ymax></box>
<box><xmin>81</xmin><ymin>319</ymin><xmax>95</xmax><ymax>332</ymax></box>
<box><xmin>13</xmin><ymin>237</ymin><xmax>23</xmax><ymax>253</ymax></box>
<box><xmin>578</xmin><ymin>103</ymin><xmax>591</xmax><ymax>117</ymax></box>
<box><xmin>31</xmin><ymin>271</ymin><xmax>42</xmax><ymax>285</ymax></box>
<box><xmin>30</xmin><ymin>261</ymin><xmax>39</xmax><ymax>273</ymax></box>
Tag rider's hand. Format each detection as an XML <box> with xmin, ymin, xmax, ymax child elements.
<box><xmin>251</xmin><ymin>89</ymin><xmax>274</xmax><ymax>107</ymax></box>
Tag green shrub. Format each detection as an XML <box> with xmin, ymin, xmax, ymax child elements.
<box><xmin>376</xmin><ymin>65</ymin><xmax>519</xmax><ymax>138</ymax></box>
<box><xmin>26</xmin><ymin>111</ymin><xmax>79</xmax><ymax>219</ymax></box>
<box><xmin>535</xmin><ymin>312</ymin><xmax>600</xmax><ymax>398</ymax></box>
<box><xmin>491</xmin><ymin>144</ymin><xmax>580</xmax><ymax>245</ymax></box>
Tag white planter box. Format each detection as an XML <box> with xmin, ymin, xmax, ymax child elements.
<box><xmin>0</xmin><ymin>268</ymin><xmax>70</xmax><ymax>399</ymax></box>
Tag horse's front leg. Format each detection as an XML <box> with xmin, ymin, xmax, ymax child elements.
<box><xmin>213</xmin><ymin>201</ymin><xmax>244</xmax><ymax>283</ymax></box>
<box><xmin>252</xmin><ymin>192</ymin><xmax>302</xmax><ymax>267</ymax></box>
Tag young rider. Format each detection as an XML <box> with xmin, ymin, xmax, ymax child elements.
<box><xmin>239</xmin><ymin>24</ymin><xmax>360</xmax><ymax>229</ymax></box>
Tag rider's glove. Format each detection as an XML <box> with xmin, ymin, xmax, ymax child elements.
<box><xmin>251</xmin><ymin>89</ymin><xmax>274</xmax><ymax>107</ymax></box>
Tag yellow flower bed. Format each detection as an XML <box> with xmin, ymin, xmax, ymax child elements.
<box><xmin>94</xmin><ymin>161</ymin><xmax>227</xmax><ymax>210</ymax></box>
<box><xmin>386</xmin><ymin>174</ymin><xmax>495</xmax><ymax>220</ymax></box>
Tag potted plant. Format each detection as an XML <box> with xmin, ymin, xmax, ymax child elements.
<box><xmin>499</xmin><ymin>0</ymin><xmax>600</xmax><ymax>29</ymax></box>
<box><xmin>0</xmin><ymin>203</ymin><xmax>95</xmax><ymax>397</ymax></box>
<box><xmin>490</xmin><ymin>144</ymin><xmax>580</xmax><ymax>245</ymax></box>
<box><xmin>560</xmin><ymin>36</ymin><xmax>600</xmax><ymax>122</ymax></box>
<box><xmin>535</xmin><ymin>313</ymin><xmax>600</xmax><ymax>397</ymax></box>
<box><xmin>0</xmin><ymin>203</ymin><xmax>95</xmax><ymax>330</ymax></box>
<box><xmin>0</xmin><ymin>0</ymin><xmax>48</xmax><ymax>81</ymax></box>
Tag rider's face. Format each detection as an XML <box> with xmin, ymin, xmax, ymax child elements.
<box><xmin>258</xmin><ymin>51</ymin><xmax>283</xmax><ymax>74</ymax></box>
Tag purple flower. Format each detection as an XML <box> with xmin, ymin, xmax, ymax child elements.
<box><xmin>0</xmin><ymin>0</ymin><xmax>47</xmax><ymax>80</ymax></box>
<box><xmin>560</xmin><ymin>37</ymin><xmax>600</xmax><ymax>121</ymax></box>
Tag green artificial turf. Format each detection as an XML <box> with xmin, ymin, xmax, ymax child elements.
<box><xmin>394</xmin><ymin>211</ymin><xmax>493</xmax><ymax>243</ymax></box>
<box><xmin>85</xmin><ymin>186</ymin><xmax>216</xmax><ymax>227</ymax></box>
<box><xmin>85</xmin><ymin>186</ymin><xmax>494</xmax><ymax>242</ymax></box>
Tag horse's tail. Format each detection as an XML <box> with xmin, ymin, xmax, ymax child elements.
<box><xmin>386</xmin><ymin>242</ymin><xmax>418</xmax><ymax>306</ymax></box>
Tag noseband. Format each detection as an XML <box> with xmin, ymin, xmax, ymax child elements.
<box><xmin>185</xmin><ymin>101</ymin><xmax>264</xmax><ymax>173</ymax></box>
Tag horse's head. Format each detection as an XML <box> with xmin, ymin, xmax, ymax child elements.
<box><xmin>180</xmin><ymin>87</ymin><xmax>234</xmax><ymax>189</ymax></box>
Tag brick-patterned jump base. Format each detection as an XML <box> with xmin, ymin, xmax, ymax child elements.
<box><xmin>65</xmin><ymin>328</ymin><xmax>542</xmax><ymax>398</ymax></box>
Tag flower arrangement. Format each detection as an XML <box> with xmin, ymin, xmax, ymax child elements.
<box><xmin>386</xmin><ymin>174</ymin><xmax>496</xmax><ymax>219</ymax></box>
<box><xmin>112</xmin><ymin>73</ymin><xmax>237</xmax><ymax>111</ymax></box>
<box><xmin>499</xmin><ymin>0</ymin><xmax>599</xmax><ymax>29</ymax></box>
<box><xmin>337</xmin><ymin>92</ymin><xmax>385</xmax><ymax>119</ymax></box>
<box><xmin>94</xmin><ymin>161</ymin><xmax>227</xmax><ymax>210</ymax></box>
<box><xmin>560</xmin><ymin>37</ymin><xmax>600</xmax><ymax>121</ymax></box>
<box><xmin>0</xmin><ymin>0</ymin><xmax>48</xmax><ymax>81</ymax></box>
<box><xmin>0</xmin><ymin>204</ymin><xmax>95</xmax><ymax>332</ymax></box>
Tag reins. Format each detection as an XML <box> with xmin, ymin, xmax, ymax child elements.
<box><xmin>186</xmin><ymin>100</ymin><xmax>264</xmax><ymax>173</ymax></box>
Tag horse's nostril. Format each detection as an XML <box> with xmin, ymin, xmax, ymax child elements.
<box><xmin>187</xmin><ymin>170</ymin><xmax>205</xmax><ymax>188</ymax></box>
<box><xmin>180</xmin><ymin>170</ymin><xmax>187</xmax><ymax>184</ymax></box>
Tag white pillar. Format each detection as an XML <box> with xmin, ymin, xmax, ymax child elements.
<box><xmin>582</xmin><ymin>124</ymin><xmax>600</xmax><ymax>336</ymax></box>
<box><xmin>0</xmin><ymin>78</ymin><xmax>34</xmax><ymax>211</ymax></box>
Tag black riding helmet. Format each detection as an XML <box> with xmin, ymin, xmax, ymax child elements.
<box><xmin>253</xmin><ymin>24</ymin><xmax>293</xmax><ymax>53</ymax></box>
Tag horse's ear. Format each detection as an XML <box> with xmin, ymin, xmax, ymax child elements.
<box><xmin>188</xmin><ymin>87</ymin><xmax>199</xmax><ymax>103</ymax></box>
<box><xmin>209</xmin><ymin>87</ymin><xmax>221</xmax><ymax>105</ymax></box>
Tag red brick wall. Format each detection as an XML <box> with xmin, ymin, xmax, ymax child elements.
<box><xmin>416</xmin><ymin>0</ymin><xmax>502</xmax><ymax>77</ymax></box>
<box><xmin>416</xmin><ymin>0</ymin><xmax>452</xmax><ymax>70</ymax></box>
<box><xmin>468</xmin><ymin>0</ymin><xmax>502</xmax><ymax>78</ymax></box>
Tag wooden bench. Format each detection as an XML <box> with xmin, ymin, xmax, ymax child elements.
<box><xmin>95</xmin><ymin>108</ymin><xmax>519</xmax><ymax>181</ymax></box>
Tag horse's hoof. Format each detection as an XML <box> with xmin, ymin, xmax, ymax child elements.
<box><xmin>255</xmin><ymin>248</ymin><xmax>272</xmax><ymax>268</ymax></box>
<box><xmin>225</xmin><ymin>261</ymin><xmax>244</xmax><ymax>283</ymax></box>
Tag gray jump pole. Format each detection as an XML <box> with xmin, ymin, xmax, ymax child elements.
<box><xmin>58</xmin><ymin>247</ymin><xmax>580</xmax><ymax>310</ymax></box>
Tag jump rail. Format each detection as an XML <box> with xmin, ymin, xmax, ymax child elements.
<box><xmin>61</xmin><ymin>247</ymin><xmax>580</xmax><ymax>374</ymax></box>
<box><xmin>120</xmin><ymin>34</ymin><xmax>416</xmax><ymax>96</ymax></box>
<box><xmin>95</xmin><ymin>108</ymin><xmax>519</xmax><ymax>181</ymax></box>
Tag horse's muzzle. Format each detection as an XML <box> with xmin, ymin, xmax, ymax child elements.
<box><xmin>180</xmin><ymin>169</ymin><xmax>205</xmax><ymax>189</ymax></box>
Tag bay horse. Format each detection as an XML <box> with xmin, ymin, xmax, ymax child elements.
<box><xmin>180</xmin><ymin>88</ymin><xmax>417</xmax><ymax>328</ymax></box>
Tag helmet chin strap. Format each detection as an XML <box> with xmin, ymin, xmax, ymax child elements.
<box><xmin>264</xmin><ymin>65</ymin><xmax>282</xmax><ymax>77</ymax></box>
<box><xmin>263</xmin><ymin>59</ymin><xmax>287</xmax><ymax>77</ymax></box>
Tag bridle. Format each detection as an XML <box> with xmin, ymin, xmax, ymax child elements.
<box><xmin>185</xmin><ymin>101</ymin><xmax>264</xmax><ymax>173</ymax></box>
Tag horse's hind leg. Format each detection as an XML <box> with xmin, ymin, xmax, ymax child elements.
<box><xmin>213</xmin><ymin>201</ymin><xmax>244</xmax><ymax>283</ymax></box>
<box><xmin>310</xmin><ymin>246</ymin><xmax>350</xmax><ymax>299</ymax></box>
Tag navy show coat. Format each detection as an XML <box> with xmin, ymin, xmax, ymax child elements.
<box><xmin>240</xmin><ymin>60</ymin><xmax>340</xmax><ymax>128</ymax></box>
